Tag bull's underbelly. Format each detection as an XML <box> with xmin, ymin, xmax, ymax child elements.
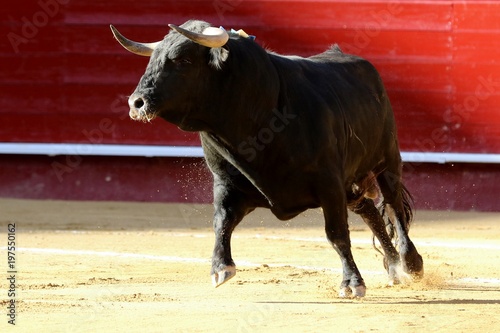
<box><xmin>269</xmin><ymin>201</ymin><xmax>320</xmax><ymax>221</ymax></box>
<box><xmin>234</xmin><ymin>172</ymin><xmax>322</xmax><ymax>220</ymax></box>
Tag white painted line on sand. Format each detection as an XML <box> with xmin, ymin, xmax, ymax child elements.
<box><xmin>2</xmin><ymin>233</ymin><xmax>499</xmax><ymax>287</ymax></box>
<box><xmin>4</xmin><ymin>247</ymin><xmax>500</xmax><ymax>286</ymax></box>
<box><xmin>12</xmin><ymin>247</ymin><xmax>208</xmax><ymax>264</ymax></box>
<box><xmin>180</xmin><ymin>233</ymin><xmax>500</xmax><ymax>251</ymax></box>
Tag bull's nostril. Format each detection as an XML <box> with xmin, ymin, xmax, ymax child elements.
<box><xmin>134</xmin><ymin>98</ymin><xmax>145</xmax><ymax>109</ymax></box>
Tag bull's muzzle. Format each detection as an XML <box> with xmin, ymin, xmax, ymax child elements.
<box><xmin>128</xmin><ymin>93</ymin><xmax>155</xmax><ymax>122</ymax></box>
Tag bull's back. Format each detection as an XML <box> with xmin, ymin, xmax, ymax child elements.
<box><xmin>276</xmin><ymin>50</ymin><xmax>397</xmax><ymax>177</ymax></box>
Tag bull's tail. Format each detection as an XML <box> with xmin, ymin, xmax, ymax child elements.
<box><xmin>401</xmin><ymin>183</ymin><xmax>414</xmax><ymax>227</ymax></box>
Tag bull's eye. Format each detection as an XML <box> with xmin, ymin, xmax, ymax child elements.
<box><xmin>172</xmin><ymin>58</ymin><xmax>192</xmax><ymax>66</ymax></box>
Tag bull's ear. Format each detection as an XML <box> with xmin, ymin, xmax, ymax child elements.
<box><xmin>209</xmin><ymin>46</ymin><xmax>229</xmax><ymax>70</ymax></box>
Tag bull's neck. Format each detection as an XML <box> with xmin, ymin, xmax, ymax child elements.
<box><xmin>201</xmin><ymin>130</ymin><xmax>275</xmax><ymax>207</ymax></box>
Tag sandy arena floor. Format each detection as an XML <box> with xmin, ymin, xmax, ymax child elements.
<box><xmin>1</xmin><ymin>198</ymin><xmax>499</xmax><ymax>332</ymax></box>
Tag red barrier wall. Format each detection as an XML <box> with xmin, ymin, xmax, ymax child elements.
<box><xmin>1</xmin><ymin>1</ymin><xmax>499</xmax><ymax>210</ymax></box>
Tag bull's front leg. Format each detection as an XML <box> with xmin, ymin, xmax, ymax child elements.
<box><xmin>211</xmin><ymin>207</ymin><xmax>238</xmax><ymax>287</ymax></box>
<box><xmin>211</xmin><ymin>185</ymin><xmax>250</xmax><ymax>287</ymax></box>
<box><xmin>322</xmin><ymin>186</ymin><xmax>366</xmax><ymax>298</ymax></box>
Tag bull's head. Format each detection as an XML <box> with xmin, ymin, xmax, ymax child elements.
<box><xmin>110</xmin><ymin>21</ymin><xmax>230</xmax><ymax>130</ymax></box>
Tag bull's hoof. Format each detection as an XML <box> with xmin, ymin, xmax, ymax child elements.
<box><xmin>339</xmin><ymin>284</ymin><xmax>366</xmax><ymax>298</ymax></box>
<box><xmin>387</xmin><ymin>263</ymin><xmax>412</xmax><ymax>286</ymax></box>
<box><xmin>401</xmin><ymin>250</ymin><xmax>424</xmax><ymax>280</ymax></box>
<box><xmin>211</xmin><ymin>265</ymin><xmax>236</xmax><ymax>287</ymax></box>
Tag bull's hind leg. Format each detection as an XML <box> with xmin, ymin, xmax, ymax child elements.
<box><xmin>322</xmin><ymin>185</ymin><xmax>366</xmax><ymax>297</ymax></box>
<box><xmin>349</xmin><ymin>198</ymin><xmax>403</xmax><ymax>285</ymax></box>
<box><xmin>211</xmin><ymin>184</ymin><xmax>252</xmax><ymax>287</ymax></box>
<box><xmin>377</xmin><ymin>169</ymin><xmax>424</xmax><ymax>279</ymax></box>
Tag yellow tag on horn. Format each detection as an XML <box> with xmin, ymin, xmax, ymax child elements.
<box><xmin>235</xmin><ymin>29</ymin><xmax>249</xmax><ymax>38</ymax></box>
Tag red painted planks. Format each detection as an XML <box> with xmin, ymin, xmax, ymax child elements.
<box><xmin>0</xmin><ymin>155</ymin><xmax>213</xmax><ymax>202</ymax></box>
<box><xmin>2</xmin><ymin>0</ymin><xmax>500</xmax><ymax>210</ymax></box>
<box><xmin>376</xmin><ymin>61</ymin><xmax>452</xmax><ymax>93</ymax></box>
<box><xmin>0</xmin><ymin>154</ymin><xmax>498</xmax><ymax>211</ymax></box>
<box><xmin>1</xmin><ymin>84</ymin><xmax>62</xmax><ymax>115</ymax></box>
<box><xmin>0</xmin><ymin>54</ymin><xmax>63</xmax><ymax>84</ymax></box>
<box><xmin>453</xmin><ymin>1</ymin><xmax>500</xmax><ymax>32</ymax></box>
<box><xmin>403</xmin><ymin>162</ymin><xmax>500</xmax><ymax>211</ymax></box>
<box><xmin>0</xmin><ymin>112</ymin><xmax>200</xmax><ymax>145</ymax></box>
<box><xmin>258</xmin><ymin>0</ymin><xmax>452</xmax><ymax>32</ymax></box>
<box><xmin>1</xmin><ymin>0</ymin><xmax>500</xmax><ymax>153</ymax></box>
<box><xmin>453</xmin><ymin>31</ymin><xmax>500</xmax><ymax>64</ymax></box>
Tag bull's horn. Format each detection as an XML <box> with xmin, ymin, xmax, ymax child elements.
<box><xmin>168</xmin><ymin>24</ymin><xmax>229</xmax><ymax>48</ymax></box>
<box><xmin>110</xmin><ymin>25</ymin><xmax>161</xmax><ymax>57</ymax></box>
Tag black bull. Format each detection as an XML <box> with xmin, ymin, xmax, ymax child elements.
<box><xmin>111</xmin><ymin>20</ymin><xmax>423</xmax><ymax>297</ymax></box>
